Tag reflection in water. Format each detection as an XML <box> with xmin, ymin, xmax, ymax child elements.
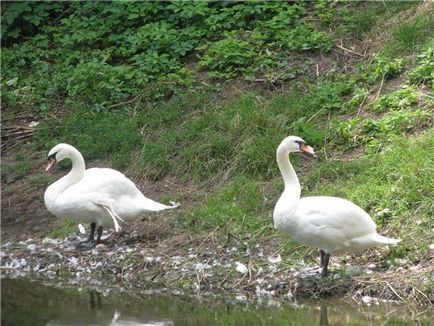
<box><xmin>46</xmin><ymin>290</ymin><xmax>174</xmax><ymax>326</ymax></box>
<box><xmin>2</xmin><ymin>278</ymin><xmax>433</xmax><ymax>326</ymax></box>
<box><xmin>319</xmin><ymin>305</ymin><xmax>328</xmax><ymax>326</ymax></box>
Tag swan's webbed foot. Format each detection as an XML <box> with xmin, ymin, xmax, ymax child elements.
<box><xmin>74</xmin><ymin>223</ymin><xmax>99</xmax><ymax>251</ymax></box>
<box><xmin>74</xmin><ymin>240</ymin><xmax>96</xmax><ymax>251</ymax></box>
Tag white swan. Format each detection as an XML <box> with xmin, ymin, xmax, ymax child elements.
<box><xmin>44</xmin><ymin>143</ymin><xmax>179</xmax><ymax>248</ymax></box>
<box><xmin>273</xmin><ymin>136</ymin><xmax>400</xmax><ymax>276</ymax></box>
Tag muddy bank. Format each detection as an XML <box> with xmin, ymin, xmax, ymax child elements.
<box><xmin>1</xmin><ymin>223</ymin><xmax>433</xmax><ymax>307</ymax></box>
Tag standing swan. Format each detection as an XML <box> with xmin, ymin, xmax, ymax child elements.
<box><xmin>273</xmin><ymin>136</ymin><xmax>400</xmax><ymax>276</ymax></box>
<box><xmin>44</xmin><ymin>143</ymin><xmax>179</xmax><ymax>249</ymax></box>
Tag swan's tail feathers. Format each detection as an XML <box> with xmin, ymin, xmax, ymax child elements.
<box><xmin>375</xmin><ymin>234</ymin><xmax>401</xmax><ymax>245</ymax></box>
<box><xmin>98</xmin><ymin>203</ymin><xmax>125</xmax><ymax>232</ymax></box>
<box><xmin>140</xmin><ymin>197</ymin><xmax>180</xmax><ymax>212</ymax></box>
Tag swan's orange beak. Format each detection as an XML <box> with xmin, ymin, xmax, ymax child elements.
<box><xmin>300</xmin><ymin>143</ymin><xmax>317</xmax><ymax>157</ymax></box>
<box><xmin>46</xmin><ymin>157</ymin><xmax>56</xmax><ymax>171</ymax></box>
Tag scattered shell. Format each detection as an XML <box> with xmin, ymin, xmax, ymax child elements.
<box><xmin>78</xmin><ymin>224</ymin><xmax>86</xmax><ymax>234</ymax></box>
<box><xmin>267</xmin><ymin>254</ymin><xmax>282</xmax><ymax>264</ymax></box>
<box><xmin>42</xmin><ymin>237</ymin><xmax>60</xmax><ymax>245</ymax></box>
<box><xmin>235</xmin><ymin>262</ymin><xmax>248</xmax><ymax>274</ymax></box>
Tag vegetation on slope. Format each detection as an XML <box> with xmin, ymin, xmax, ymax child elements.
<box><xmin>2</xmin><ymin>1</ymin><xmax>433</xmax><ymax>280</ymax></box>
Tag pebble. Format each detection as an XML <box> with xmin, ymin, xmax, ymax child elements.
<box><xmin>267</xmin><ymin>254</ymin><xmax>282</xmax><ymax>264</ymax></box>
<box><xmin>42</xmin><ymin>237</ymin><xmax>60</xmax><ymax>245</ymax></box>
<box><xmin>235</xmin><ymin>262</ymin><xmax>248</xmax><ymax>274</ymax></box>
<box><xmin>27</xmin><ymin>244</ymin><xmax>37</xmax><ymax>252</ymax></box>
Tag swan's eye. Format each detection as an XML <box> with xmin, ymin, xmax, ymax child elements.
<box><xmin>47</xmin><ymin>152</ymin><xmax>57</xmax><ymax>160</ymax></box>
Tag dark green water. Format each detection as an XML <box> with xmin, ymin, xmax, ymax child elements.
<box><xmin>1</xmin><ymin>279</ymin><xmax>432</xmax><ymax>325</ymax></box>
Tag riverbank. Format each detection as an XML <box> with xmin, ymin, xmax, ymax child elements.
<box><xmin>1</xmin><ymin>217</ymin><xmax>433</xmax><ymax>307</ymax></box>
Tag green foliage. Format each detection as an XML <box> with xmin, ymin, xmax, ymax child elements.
<box><xmin>310</xmin><ymin>79</ymin><xmax>355</xmax><ymax>111</ymax></box>
<box><xmin>28</xmin><ymin>174</ymin><xmax>54</xmax><ymax>187</ymax></box>
<box><xmin>408</xmin><ymin>47</ymin><xmax>434</xmax><ymax>86</ymax></box>
<box><xmin>330</xmin><ymin>109</ymin><xmax>431</xmax><ymax>151</ymax></box>
<box><xmin>1</xmin><ymin>152</ymin><xmax>33</xmax><ymax>182</ymax></box>
<box><xmin>34</xmin><ymin>111</ymin><xmax>143</xmax><ymax>169</ymax></box>
<box><xmin>336</xmin><ymin>1</ymin><xmax>420</xmax><ymax>40</ymax></box>
<box><xmin>362</xmin><ymin>55</ymin><xmax>404</xmax><ymax>83</ymax></box>
<box><xmin>50</xmin><ymin>219</ymin><xmax>77</xmax><ymax>239</ymax></box>
<box><xmin>373</xmin><ymin>87</ymin><xmax>419</xmax><ymax>112</ymax></box>
<box><xmin>199</xmin><ymin>32</ymin><xmax>257</xmax><ymax>79</ymax></box>
<box><xmin>2</xmin><ymin>1</ymin><xmax>334</xmax><ymax>111</ymax></box>
<box><xmin>180</xmin><ymin>177</ymin><xmax>267</xmax><ymax>234</ymax></box>
<box><xmin>391</xmin><ymin>15</ymin><xmax>434</xmax><ymax>52</ymax></box>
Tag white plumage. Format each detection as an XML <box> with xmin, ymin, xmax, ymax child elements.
<box><xmin>273</xmin><ymin>136</ymin><xmax>400</xmax><ymax>276</ymax></box>
<box><xmin>44</xmin><ymin>143</ymin><xmax>179</xmax><ymax>246</ymax></box>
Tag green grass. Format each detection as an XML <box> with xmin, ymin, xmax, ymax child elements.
<box><xmin>28</xmin><ymin>173</ymin><xmax>54</xmax><ymax>187</ymax></box>
<box><xmin>1</xmin><ymin>152</ymin><xmax>33</xmax><ymax>182</ymax></box>
<box><xmin>50</xmin><ymin>219</ymin><xmax>77</xmax><ymax>239</ymax></box>
<box><xmin>34</xmin><ymin>110</ymin><xmax>143</xmax><ymax>169</ymax></box>
<box><xmin>390</xmin><ymin>14</ymin><xmax>434</xmax><ymax>53</ymax></box>
<box><xmin>336</xmin><ymin>1</ymin><xmax>420</xmax><ymax>39</ymax></box>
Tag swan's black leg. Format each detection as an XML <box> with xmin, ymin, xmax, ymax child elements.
<box><xmin>88</xmin><ymin>222</ymin><xmax>96</xmax><ymax>243</ymax></box>
<box><xmin>321</xmin><ymin>253</ymin><xmax>330</xmax><ymax>277</ymax></box>
<box><xmin>96</xmin><ymin>226</ymin><xmax>103</xmax><ymax>244</ymax></box>
<box><xmin>320</xmin><ymin>250</ymin><xmax>326</xmax><ymax>267</ymax></box>
<box><xmin>75</xmin><ymin>223</ymin><xmax>97</xmax><ymax>250</ymax></box>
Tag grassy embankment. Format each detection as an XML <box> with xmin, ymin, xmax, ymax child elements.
<box><xmin>1</xmin><ymin>2</ymin><xmax>433</xmax><ymax>279</ymax></box>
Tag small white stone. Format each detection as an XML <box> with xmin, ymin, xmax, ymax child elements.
<box><xmin>28</xmin><ymin>121</ymin><xmax>39</xmax><ymax>128</ymax></box>
<box><xmin>429</xmin><ymin>244</ymin><xmax>434</xmax><ymax>251</ymax></box>
<box><xmin>375</xmin><ymin>208</ymin><xmax>391</xmax><ymax>217</ymax></box>
<box><xmin>362</xmin><ymin>295</ymin><xmax>372</xmax><ymax>304</ymax></box>
<box><xmin>78</xmin><ymin>224</ymin><xmax>86</xmax><ymax>234</ymax></box>
<box><xmin>27</xmin><ymin>244</ymin><xmax>37</xmax><ymax>252</ymax></box>
<box><xmin>42</xmin><ymin>237</ymin><xmax>60</xmax><ymax>245</ymax></box>
<box><xmin>144</xmin><ymin>256</ymin><xmax>154</xmax><ymax>263</ymax></box>
<box><xmin>235</xmin><ymin>262</ymin><xmax>248</xmax><ymax>274</ymax></box>
<box><xmin>235</xmin><ymin>294</ymin><xmax>247</xmax><ymax>301</ymax></box>
<box><xmin>267</xmin><ymin>254</ymin><xmax>282</xmax><ymax>264</ymax></box>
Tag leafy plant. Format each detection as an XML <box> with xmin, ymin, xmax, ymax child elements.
<box><xmin>199</xmin><ymin>32</ymin><xmax>257</xmax><ymax>79</ymax></box>
<box><xmin>363</xmin><ymin>54</ymin><xmax>404</xmax><ymax>83</ymax></box>
<box><xmin>408</xmin><ymin>47</ymin><xmax>434</xmax><ymax>86</ymax></box>
<box><xmin>331</xmin><ymin>109</ymin><xmax>431</xmax><ymax>150</ymax></box>
<box><xmin>373</xmin><ymin>87</ymin><xmax>418</xmax><ymax>112</ymax></box>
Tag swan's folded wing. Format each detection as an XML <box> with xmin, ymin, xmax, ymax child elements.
<box><xmin>296</xmin><ymin>196</ymin><xmax>377</xmax><ymax>240</ymax></box>
<box><xmin>67</xmin><ymin>168</ymin><xmax>140</xmax><ymax>197</ymax></box>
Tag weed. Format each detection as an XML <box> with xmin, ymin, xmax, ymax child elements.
<box><xmin>50</xmin><ymin>219</ymin><xmax>77</xmax><ymax>238</ymax></box>
<box><xmin>330</xmin><ymin>109</ymin><xmax>431</xmax><ymax>150</ymax></box>
<box><xmin>373</xmin><ymin>87</ymin><xmax>418</xmax><ymax>112</ymax></box>
<box><xmin>362</xmin><ymin>55</ymin><xmax>404</xmax><ymax>83</ymax></box>
<box><xmin>34</xmin><ymin>110</ymin><xmax>143</xmax><ymax>169</ymax></box>
<box><xmin>391</xmin><ymin>15</ymin><xmax>434</xmax><ymax>52</ymax></box>
<box><xmin>28</xmin><ymin>174</ymin><xmax>54</xmax><ymax>187</ymax></box>
<box><xmin>408</xmin><ymin>47</ymin><xmax>434</xmax><ymax>86</ymax></box>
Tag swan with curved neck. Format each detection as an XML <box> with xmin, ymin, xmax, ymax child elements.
<box><xmin>44</xmin><ymin>143</ymin><xmax>179</xmax><ymax>249</ymax></box>
<box><xmin>273</xmin><ymin>136</ymin><xmax>400</xmax><ymax>276</ymax></box>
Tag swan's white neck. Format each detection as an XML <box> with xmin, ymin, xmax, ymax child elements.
<box><xmin>46</xmin><ymin>147</ymin><xmax>86</xmax><ymax>199</ymax></box>
<box><xmin>276</xmin><ymin>145</ymin><xmax>301</xmax><ymax>199</ymax></box>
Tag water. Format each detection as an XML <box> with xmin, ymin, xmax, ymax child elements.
<box><xmin>1</xmin><ymin>279</ymin><xmax>432</xmax><ymax>326</ymax></box>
